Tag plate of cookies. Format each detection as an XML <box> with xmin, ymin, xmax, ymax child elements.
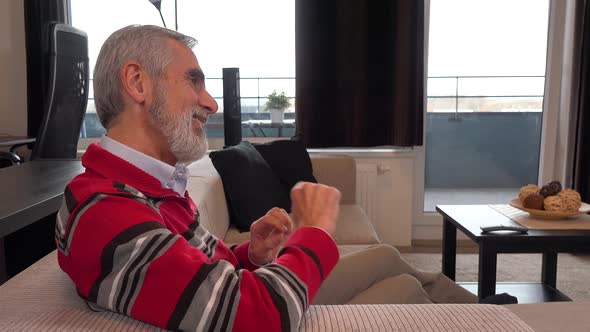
<box><xmin>511</xmin><ymin>181</ymin><xmax>590</xmax><ymax>219</ymax></box>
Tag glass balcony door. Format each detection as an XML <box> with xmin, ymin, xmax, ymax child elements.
<box><xmin>423</xmin><ymin>0</ymin><xmax>550</xmax><ymax>211</ymax></box>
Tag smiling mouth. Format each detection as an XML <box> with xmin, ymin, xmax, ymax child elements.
<box><xmin>193</xmin><ymin>114</ymin><xmax>207</xmax><ymax>124</ymax></box>
<box><xmin>192</xmin><ymin>109</ymin><xmax>208</xmax><ymax>126</ymax></box>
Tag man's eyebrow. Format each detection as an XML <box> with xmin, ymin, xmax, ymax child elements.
<box><xmin>185</xmin><ymin>68</ymin><xmax>205</xmax><ymax>82</ymax></box>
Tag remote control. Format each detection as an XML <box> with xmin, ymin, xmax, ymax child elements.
<box><xmin>480</xmin><ymin>224</ymin><xmax>528</xmax><ymax>234</ymax></box>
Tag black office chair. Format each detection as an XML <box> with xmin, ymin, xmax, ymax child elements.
<box><xmin>0</xmin><ymin>151</ymin><xmax>21</xmax><ymax>168</ymax></box>
<box><xmin>31</xmin><ymin>23</ymin><xmax>89</xmax><ymax>160</ymax></box>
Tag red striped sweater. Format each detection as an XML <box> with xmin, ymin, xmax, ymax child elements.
<box><xmin>56</xmin><ymin>143</ymin><xmax>339</xmax><ymax>331</ymax></box>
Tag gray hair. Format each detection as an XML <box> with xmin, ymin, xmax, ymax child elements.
<box><xmin>93</xmin><ymin>25</ymin><xmax>197</xmax><ymax>129</ymax></box>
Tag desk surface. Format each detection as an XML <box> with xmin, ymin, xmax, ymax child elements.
<box><xmin>0</xmin><ymin>136</ymin><xmax>36</xmax><ymax>147</ymax></box>
<box><xmin>0</xmin><ymin>160</ymin><xmax>84</xmax><ymax>237</ymax></box>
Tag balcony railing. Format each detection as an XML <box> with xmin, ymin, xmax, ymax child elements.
<box><xmin>205</xmin><ymin>77</ymin><xmax>296</xmax><ymax>114</ymax></box>
<box><xmin>81</xmin><ymin>75</ymin><xmax>545</xmax><ymax>140</ymax></box>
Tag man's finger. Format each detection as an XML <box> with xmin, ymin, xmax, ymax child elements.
<box><xmin>275</xmin><ymin>208</ymin><xmax>293</xmax><ymax>232</ymax></box>
<box><xmin>267</xmin><ymin>208</ymin><xmax>291</xmax><ymax>227</ymax></box>
<box><xmin>269</xmin><ymin>221</ymin><xmax>289</xmax><ymax>235</ymax></box>
<box><xmin>255</xmin><ymin>216</ymin><xmax>283</xmax><ymax>237</ymax></box>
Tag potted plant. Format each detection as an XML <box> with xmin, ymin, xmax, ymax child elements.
<box><xmin>264</xmin><ymin>90</ymin><xmax>291</xmax><ymax>124</ymax></box>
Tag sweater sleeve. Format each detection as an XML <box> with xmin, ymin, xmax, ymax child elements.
<box><xmin>57</xmin><ymin>193</ymin><xmax>339</xmax><ymax>332</ymax></box>
<box><xmin>231</xmin><ymin>241</ymin><xmax>266</xmax><ymax>271</ymax></box>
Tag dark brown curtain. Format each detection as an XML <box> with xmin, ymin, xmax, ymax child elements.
<box><xmin>572</xmin><ymin>0</ymin><xmax>590</xmax><ymax>201</ymax></box>
<box><xmin>24</xmin><ymin>0</ymin><xmax>70</xmax><ymax>138</ymax></box>
<box><xmin>295</xmin><ymin>0</ymin><xmax>424</xmax><ymax>148</ymax></box>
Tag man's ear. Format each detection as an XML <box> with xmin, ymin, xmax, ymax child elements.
<box><xmin>120</xmin><ymin>61</ymin><xmax>152</xmax><ymax>105</ymax></box>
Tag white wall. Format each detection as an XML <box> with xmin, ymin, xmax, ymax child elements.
<box><xmin>0</xmin><ymin>0</ymin><xmax>27</xmax><ymax>136</ymax></box>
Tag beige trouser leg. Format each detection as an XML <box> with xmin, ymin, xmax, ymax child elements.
<box><xmin>312</xmin><ymin>244</ymin><xmax>478</xmax><ymax>305</ymax></box>
<box><xmin>347</xmin><ymin>274</ymin><xmax>433</xmax><ymax>304</ymax></box>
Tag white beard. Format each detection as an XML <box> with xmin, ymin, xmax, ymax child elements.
<box><xmin>149</xmin><ymin>90</ymin><xmax>208</xmax><ymax>164</ymax></box>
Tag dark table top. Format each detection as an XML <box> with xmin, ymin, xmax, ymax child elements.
<box><xmin>0</xmin><ymin>160</ymin><xmax>84</xmax><ymax>237</ymax></box>
<box><xmin>0</xmin><ymin>136</ymin><xmax>36</xmax><ymax>147</ymax></box>
<box><xmin>436</xmin><ymin>205</ymin><xmax>590</xmax><ymax>247</ymax></box>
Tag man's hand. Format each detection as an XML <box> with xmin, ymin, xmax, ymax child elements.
<box><xmin>290</xmin><ymin>182</ymin><xmax>340</xmax><ymax>235</ymax></box>
<box><xmin>249</xmin><ymin>208</ymin><xmax>293</xmax><ymax>266</ymax></box>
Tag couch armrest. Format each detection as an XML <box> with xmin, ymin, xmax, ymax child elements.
<box><xmin>0</xmin><ymin>303</ymin><xmax>536</xmax><ymax>332</ymax></box>
<box><xmin>301</xmin><ymin>304</ymin><xmax>535</xmax><ymax>331</ymax></box>
<box><xmin>0</xmin><ymin>251</ymin><xmax>564</xmax><ymax>332</ymax></box>
<box><xmin>310</xmin><ymin>154</ymin><xmax>356</xmax><ymax>204</ymax></box>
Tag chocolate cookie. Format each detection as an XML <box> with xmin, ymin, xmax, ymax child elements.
<box><xmin>523</xmin><ymin>193</ymin><xmax>544</xmax><ymax>210</ymax></box>
<box><xmin>540</xmin><ymin>180</ymin><xmax>562</xmax><ymax>198</ymax></box>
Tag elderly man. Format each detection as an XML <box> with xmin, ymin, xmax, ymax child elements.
<box><xmin>57</xmin><ymin>25</ymin><xmax>488</xmax><ymax>332</ymax></box>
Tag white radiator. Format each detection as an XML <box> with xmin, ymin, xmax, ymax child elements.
<box><xmin>356</xmin><ymin>163</ymin><xmax>378</xmax><ymax>221</ymax></box>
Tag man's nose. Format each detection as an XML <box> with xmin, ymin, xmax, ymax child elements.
<box><xmin>200</xmin><ymin>90</ymin><xmax>218</xmax><ymax>114</ymax></box>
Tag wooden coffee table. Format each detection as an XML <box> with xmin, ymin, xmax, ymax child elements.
<box><xmin>436</xmin><ymin>204</ymin><xmax>590</xmax><ymax>303</ymax></box>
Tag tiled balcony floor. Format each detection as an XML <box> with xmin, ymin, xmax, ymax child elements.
<box><xmin>423</xmin><ymin>187</ymin><xmax>519</xmax><ymax>212</ymax></box>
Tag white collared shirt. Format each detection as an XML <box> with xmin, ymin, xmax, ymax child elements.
<box><xmin>100</xmin><ymin>135</ymin><xmax>188</xmax><ymax>196</ymax></box>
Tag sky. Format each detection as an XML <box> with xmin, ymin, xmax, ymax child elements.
<box><xmin>71</xmin><ymin>0</ymin><xmax>550</xmax><ymax>100</ymax></box>
<box><xmin>70</xmin><ymin>0</ymin><xmax>295</xmax><ymax>75</ymax></box>
<box><xmin>428</xmin><ymin>0</ymin><xmax>550</xmax><ymax>77</ymax></box>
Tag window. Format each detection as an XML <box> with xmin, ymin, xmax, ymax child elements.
<box><xmin>71</xmin><ymin>0</ymin><xmax>295</xmax><ymax>142</ymax></box>
<box><xmin>424</xmin><ymin>0</ymin><xmax>550</xmax><ymax>211</ymax></box>
<box><xmin>71</xmin><ymin>0</ymin><xmax>162</xmax><ymax>139</ymax></box>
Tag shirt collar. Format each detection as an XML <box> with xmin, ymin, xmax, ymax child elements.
<box><xmin>99</xmin><ymin>135</ymin><xmax>188</xmax><ymax>196</ymax></box>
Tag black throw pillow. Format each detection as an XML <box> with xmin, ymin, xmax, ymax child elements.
<box><xmin>254</xmin><ymin>134</ymin><xmax>318</xmax><ymax>192</ymax></box>
<box><xmin>209</xmin><ymin>141</ymin><xmax>291</xmax><ymax>231</ymax></box>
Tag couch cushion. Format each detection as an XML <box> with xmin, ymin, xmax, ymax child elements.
<box><xmin>223</xmin><ymin>204</ymin><xmax>379</xmax><ymax>246</ymax></box>
<box><xmin>200</xmin><ymin>233</ymin><xmax>380</xmax><ymax>257</ymax></box>
<box><xmin>224</xmin><ymin>226</ymin><xmax>252</xmax><ymax>245</ymax></box>
<box><xmin>254</xmin><ymin>135</ymin><xmax>317</xmax><ymax>191</ymax></box>
<box><xmin>209</xmin><ymin>141</ymin><xmax>291</xmax><ymax>231</ymax></box>
<box><xmin>331</xmin><ymin>205</ymin><xmax>380</xmax><ymax>244</ymax></box>
<box><xmin>187</xmin><ymin>157</ymin><xmax>229</xmax><ymax>239</ymax></box>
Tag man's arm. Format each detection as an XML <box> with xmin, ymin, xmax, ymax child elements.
<box><xmin>57</xmin><ymin>194</ymin><xmax>338</xmax><ymax>331</ymax></box>
<box><xmin>231</xmin><ymin>181</ymin><xmax>342</xmax><ymax>274</ymax></box>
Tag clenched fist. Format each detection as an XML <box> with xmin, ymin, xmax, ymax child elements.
<box><xmin>249</xmin><ymin>208</ymin><xmax>293</xmax><ymax>265</ymax></box>
<box><xmin>290</xmin><ymin>182</ymin><xmax>341</xmax><ymax>235</ymax></box>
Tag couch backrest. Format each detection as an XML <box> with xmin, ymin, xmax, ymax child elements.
<box><xmin>187</xmin><ymin>153</ymin><xmax>357</xmax><ymax>238</ymax></box>
<box><xmin>310</xmin><ymin>154</ymin><xmax>356</xmax><ymax>205</ymax></box>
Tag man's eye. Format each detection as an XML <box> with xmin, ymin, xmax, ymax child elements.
<box><xmin>191</xmin><ymin>78</ymin><xmax>202</xmax><ymax>89</ymax></box>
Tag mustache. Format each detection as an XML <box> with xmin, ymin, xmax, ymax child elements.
<box><xmin>192</xmin><ymin>107</ymin><xmax>209</xmax><ymax>123</ymax></box>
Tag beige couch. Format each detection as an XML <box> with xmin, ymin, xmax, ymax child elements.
<box><xmin>1</xmin><ymin>250</ymin><xmax>589</xmax><ymax>331</ymax></box>
<box><xmin>186</xmin><ymin>154</ymin><xmax>381</xmax><ymax>256</ymax></box>
<box><xmin>1</xmin><ymin>154</ymin><xmax>590</xmax><ymax>330</ymax></box>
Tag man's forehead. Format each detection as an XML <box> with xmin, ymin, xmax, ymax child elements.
<box><xmin>165</xmin><ymin>39</ymin><xmax>203</xmax><ymax>73</ymax></box>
